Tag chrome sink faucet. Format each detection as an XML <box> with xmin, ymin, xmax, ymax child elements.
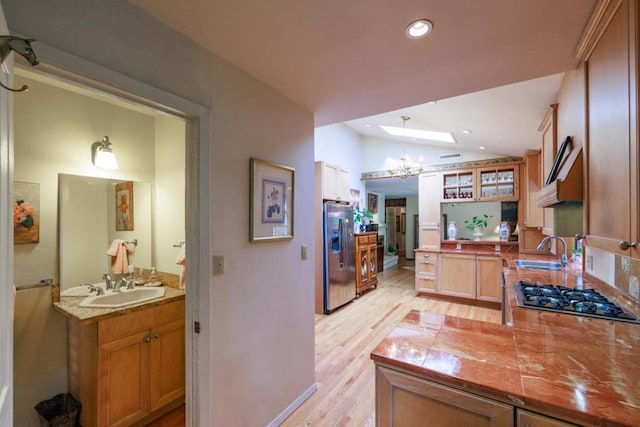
<box><xmin>103</xmin><ymin>273</ymin><xmax>113</xmax><ymax>290</ymax></box>
<box><xmin>537</xmin><ymin>235</ymin><xmax>568</xmax><ymax>268</ymax></box>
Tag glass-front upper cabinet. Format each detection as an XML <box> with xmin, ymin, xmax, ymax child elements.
<box><xmin>477</xmin><ymin>165</ymin><xmax>519</xmax><ymax>201</ymax></box>
<box><xmin>441</xmin><ymin>169</ymin><xmax>476</xmax><ymax>202</ymax></box>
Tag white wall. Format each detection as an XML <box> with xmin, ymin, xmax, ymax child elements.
<box><xmin>5</xmin><ymin>1</ymin><xmax>316</xmax><ymax>425</ymax></box>
<box><xmin>154</xmin><ymin>116</ymin><xmax>186</xmax><ymax>275</ymax></box>
<box><xmin>405</xmin><ymin>196</ymin><xmax>418</xmax><ymax>259</ymax></box>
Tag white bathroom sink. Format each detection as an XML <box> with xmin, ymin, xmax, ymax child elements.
<box><xmin>79</xmin><ymin>287</ymin><xmax>165</xmax><ymax>308</ymax></box>
<box><xmin>61</xmin><ymin>282</ymin><xmax>106</xmax><ymax>297</ymax></box>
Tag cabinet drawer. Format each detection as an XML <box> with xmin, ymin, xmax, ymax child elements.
<box><xmin>417</xmin><ymin>256</ymin><xmax>438</xmax><ymax>274</ymax></box>
<box><xmin>416</xmin><ymin>252</ymin><xmax>438</xmax><ymax>274</ymax></box>
<box><xmin>368</xmin><ymin>234</ymin><xmax>378</xmax><ymax>244</ymax></box>
<box><xmin>358</xmin><ymin>235</ymin><xmax>370</xmax><ymax>245</ymax></box>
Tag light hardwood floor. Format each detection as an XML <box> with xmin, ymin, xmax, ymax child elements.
<box><xmin>281</xmin><ymin>260</ymin><xmax>501</xmax><ymax>426</ymax></box>
<box><xmin>150</xmin><ymin>260</ymin><xmax>501</xmax><ymax>426</ymax></box>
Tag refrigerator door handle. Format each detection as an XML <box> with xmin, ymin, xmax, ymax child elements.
<box><xmin>338</xmin><ymin>218</ymin><xmax>344</xmax><ymax>267</ymax></box>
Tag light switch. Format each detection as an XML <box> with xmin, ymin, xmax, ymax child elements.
<box><xmin>213</xmin><ymin>255</ymin><xmax>224</xmax><ymax>275</ymax></box>
<box><xmin>301</xmin><ymin>244</ymin><xmax>308</xmax><ymax>260</ymax></box>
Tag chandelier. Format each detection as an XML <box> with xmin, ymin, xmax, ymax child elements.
<box><xmin>387</xmin><ymin>116</ymin><xmax>424</xmax><ymax>180</ymax></box>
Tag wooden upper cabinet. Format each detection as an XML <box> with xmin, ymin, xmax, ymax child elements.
<box><xmin>441</xmin><ymin>169</ymin><xmax>476</xmax><ymax>202</ymax></box>
<box><xmin>538</xmin><ymin>104</ymin><xmax>558</xmax><ymax>236</ymax></box>
<box><xmin>477</xmin><ymin>165</ymin><xmax>519</xmax><ymax>202</ymax></box>
<box><xmin>583</xmin><ymin>0</ymin><xmax>639</xmax><ymax>257</ymax></box>
<box><xmin>316</xmin><ymin>161</ymin><xmax>350</xmax><ymax>202</ymax></box>
<box><xmin>523</xmin><ymin>151</ymin><xmax>543</xmax><ymax>228</ymax></box>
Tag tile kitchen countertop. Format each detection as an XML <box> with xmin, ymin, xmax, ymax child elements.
<box><xmin>371</xmin><ymin>259</ymin><xmax>640</xmax><ymax>426</ymax></box>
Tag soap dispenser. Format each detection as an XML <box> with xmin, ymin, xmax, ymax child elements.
<box><xmin>148</xmin><ymin>267</ymin><xmax>158</xmax><ymax>282</ymax></box>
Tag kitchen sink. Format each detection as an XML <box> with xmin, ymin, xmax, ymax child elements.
<box><xmin>79</xmin><ymin>287</ymin><xmax>165</xmax><ymax>308</ymax></box>
<box><xmin>514</xmin><ymin>259</ymin><xmax>563</xmax><ymax>271</ymax></box>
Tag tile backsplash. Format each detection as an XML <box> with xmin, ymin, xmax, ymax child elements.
<box><xmin>614</xmin><ymin>254</ymin><xmax>640</xmax><ymax>302</ymax></box>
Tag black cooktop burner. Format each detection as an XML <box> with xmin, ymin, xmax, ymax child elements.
<box><xmin>514</xmin><ymin>281</ymin><xmax>640</xmax><ymax>323</ymax></box>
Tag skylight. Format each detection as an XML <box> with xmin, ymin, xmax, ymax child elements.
<box><xmin>380</xmin><ymin>125</ymin><xmax>456</xmax><ymax>143</ymax></box>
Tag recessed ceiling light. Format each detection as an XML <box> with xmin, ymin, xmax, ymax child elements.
<box><xmin>380</xmin><ymin>124</ymin><xmax>456</xmax><ymax>143</ymax></box>
<box><xmin>405</xmin><ymin>19</ymin><xmax>433</xmax><ymax>39</ymax></box>
<box><xmin>479</xmin><ymin>146</ymin><xmax>486</xmax><ymax>150</ymax></box>
<box><xmin>462</xmin><ymin>129</ymin><xmax>471</xmax><ymax>134</ymax></box>
<box><xmin>364</xmin><ymin>124</ymin><xmax>371</xmax><ymax>127</ymax></box>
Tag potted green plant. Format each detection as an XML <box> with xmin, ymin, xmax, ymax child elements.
<box><xmin>354</xmin><ymin>207</ymin><xmax>374</xmax><ymax>231</ymax></box>
<box><xmin>464</xmin><ymin>214</ymin><xmax>491</xmax><ymax>241</ymax></box>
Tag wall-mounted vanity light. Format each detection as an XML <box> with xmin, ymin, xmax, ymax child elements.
<box><xmin>91</xmin><ymin>136</ymin><xmax>118</xmax><ymax>170</ymax></box>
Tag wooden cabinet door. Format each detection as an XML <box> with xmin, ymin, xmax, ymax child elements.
<box><xmin>418</xmin><ymin>172</ymin><xmax>441</xmax><ymax>249</ymax></box>
<box><xmin>523</xmin><ymin>151</ymin><xmax>543</xmax><ymax>228</ymax></box>
<box><xmin>586</xmin><ymin>0</ymin><xmax>639</xmax><ymax>257</ymax></box>
<box><xmin>439</xmin><ymin>254</ymin><xmax>476</xmax><ymax>298</ymax></box>
<box><xmin>356</xmin><ymin>246</ymin><xmax>369</xmax><ymax>289</ymax></box>
<box><xmin>99</xmin><ymin>330</ymin><xmax>151</xmax><ymax>427</ymax></box>
<box><xmin>376</xmin><ymin>366</ymin><xmax>513</xmax><ymax>427</ymax></box>
<box><xmin>337</xmin><ymin>166</ymin><xmax>350</xmax><ymax>201</ymax></box>
<box><xmin>415</xmin><ymin>251</ymin><xmax>438</xmax><ymax>293</ymax></box>
<box><xmin>516</xmin><ymin>409</ymin><xmax>578</xmax><ymax>427</ymax></box>
<box><xmin>368</xmin><ymin>246</ymin><xmax>378</xmax><ymax>283</ymax></box>
<box><xmin>476</xmin><ymin>256</ymin><xmax>502</xmax><ymax>303</ymax></box>
<box><xmin>150</xmin><ymin>318</ymin><xmax>186</xmax><ymax>411</ymax></box>
<box><xmin>539</xmin><ymin>104</ymin><xmax>557</xmax><ymax>236</ymax></box>
<box><xmin>477</xmin><ymin>165</ymin><xmax>519</xmax><ymax>202</ymax></box>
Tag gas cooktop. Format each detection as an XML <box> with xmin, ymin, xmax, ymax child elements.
<box><xmin>514</xmin><ymin>281</ymin><xmax>640</xmax><ymax>324</ymax></box>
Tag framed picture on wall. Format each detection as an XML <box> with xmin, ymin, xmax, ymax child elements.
<box><xmin>115</xmin><ymin>181</ymin><xmax>134</xmax><ymax>231</ymax></box>
<box><xmin>367</xmin><ymin>193</ymin><xmax>378</xmax><ymax>213</ymax></box>
<box><xmin>350</xmin><ymin>189</ymin><xmax>360</xmax><ymax>210</ymax></box>
<box><xmin>250</xmin><ymin>157</ymin><xmax>294</xmax><ymax>242</ymax></box>
<box><xmin>13</xmin><ymin>181</ymin><xmax>40</xmax><ymax>244</ymax></box>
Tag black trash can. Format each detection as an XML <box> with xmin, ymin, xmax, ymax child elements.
<box><xmin>34</xmin><ymin>393</ymin><xmax>81</xmax><ymax>427</ymax></box>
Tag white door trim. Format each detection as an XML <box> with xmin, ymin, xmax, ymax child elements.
<box><xmin>13</xmin><ymin>41</ymin><xmax>212</xmax><ymax>426</ymax></box>
<box><xmin>0</xmin><ymin>3</ymin><xmax>15</xmax><ymax>423</ymax></box>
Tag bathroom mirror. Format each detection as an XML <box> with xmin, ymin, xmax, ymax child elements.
<box><xmin>58</xmin><ymin>174</ymin><xmax>152</xmax><ymax>290</ymax></box>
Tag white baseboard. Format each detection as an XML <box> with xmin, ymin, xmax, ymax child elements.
<box><xmin>267</xmin><ymin>383</ymin><xmax>317</xmax><ymax>427</ymax></box>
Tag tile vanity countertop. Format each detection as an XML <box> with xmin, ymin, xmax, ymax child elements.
<box><xmin>54</xmin><ymin>286</ymin><xmax>185</xmax><ymax>324</ymax></box>
<box><xmin>371</xmin><ymin>260</ymin><xmax>640</xmax><ymax>426</ymax></box>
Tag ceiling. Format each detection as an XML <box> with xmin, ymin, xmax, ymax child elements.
<box><xmin>129</xmin><ymin>0</ymin><xmax>597</xmax><ymax>197</ymax></box>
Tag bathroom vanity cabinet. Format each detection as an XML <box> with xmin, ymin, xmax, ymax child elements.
<box><xmin>67</xmin><ymin>300</ymin><xmax>185</xmax><ymax>427</ymax></box>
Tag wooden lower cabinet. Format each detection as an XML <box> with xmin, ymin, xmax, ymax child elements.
<box><xmin>439</xmin><ymin>253</ymin><xmax>476</xmax><ymax>298</ymax></box>
<box><xmin>476</xmin><ymin>255</ymin><xmax>503</xmax><ymax>302</ymax></box>
<box><xmin>376</xmin><ymin>366</ymin><xmax>585</xmax><ymax>427</ymax></box>
<box><xmin>516</xmin><ymin>409</ymin><xmax>578</xmax><ymax>427</ymax></box>
<box><xmin>419</xmin><ymin>252</ymin><xmax>502</xmax><ymax>303</ymax></box>
<box><xmin>415</xmin><ymin>251</ymin><xmax>438</xmax><ymax>293</ymax></box>
<box><xmin>376</xmin><ymin>366</ymin><xmax>513</xmax><ymax>427</ymax></box>
<box><xmin>355</xmin><ymin>232</ymin><xmax>378</xmax><ymax>297</ymax></box>
<box><xmin>68</xmin><ymin>300</ymin><xmax>185</xmax><ymax>427</ymax></box>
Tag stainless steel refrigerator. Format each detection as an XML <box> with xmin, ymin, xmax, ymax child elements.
<box><xmin>322</xmin><ymin>201</ymin><xmax>356</xmax><ymax>313</ymax></box>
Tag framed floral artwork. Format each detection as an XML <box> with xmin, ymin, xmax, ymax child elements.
<box><xmin>13</xmin><ymin>181</ymin><xmax>40</xmax><ymax>244</ymax></box>
<box><xmin>367</xmin><ymin>193</ymin><xmax>378</xmax><ymax>213</ymax></box>
<box><xmin>250</xmin><ymin>158</ymin><xmax>294</xmax><ymax>242</ymax></box>
<box><xmin>115</xmin><ymin>181</ymin><xmax>134</xmax><ymax>231</ymax></box>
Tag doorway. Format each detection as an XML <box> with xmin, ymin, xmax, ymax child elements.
<box><xmin>10</xmin><ymin>62</ymin><xmax>203</xmax><ymax>425</ymax></box>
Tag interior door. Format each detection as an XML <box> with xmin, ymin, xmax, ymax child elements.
<box><xmin>0</xmin><ymin>3</ymin><xmax>15</xmax><ymax>424</ymax></box>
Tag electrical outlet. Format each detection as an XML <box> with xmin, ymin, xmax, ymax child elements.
<box><xmin>629</xmin><ymin>276</ymin><xmax>639</xmax><ymax>300</ymax></box>
<box><xmin>586</xmin><ymin>255</ymin><xmax>593</xmax><ymax>271</ymax></box>
<box><xmin>213</xmin><ymin>255</ymin><xmax>224</xmax><ymax>275</ymax></box>
<box><xmin>301</xmin><ymin>244</ymin><xmax>308</xmax><ymax>260</ymax></box>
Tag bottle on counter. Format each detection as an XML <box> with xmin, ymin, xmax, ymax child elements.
<box><xmin>447</xmin><ymin>222</ymin><xmax>457</xmax><ymax>240</ymax></box>
<box><xmin>148</xmin><ymin>267</ymin><xmax>158</xmax><ymax>282</ymax></box>
<box><xmin>499</xmin><ymin>222</ymin><xmax>509</xmax><ymax>242</ymax></box>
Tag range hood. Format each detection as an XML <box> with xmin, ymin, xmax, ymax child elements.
<box><xmin>536</xmin><ymin>145</ymin><xmax>583</xmax><ymax>207</ymax></box>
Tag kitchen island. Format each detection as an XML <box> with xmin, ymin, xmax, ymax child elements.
<box><xmin>371</xmin><ymin>261</ymin><xmax>640</xmax><ymax>426</ymax></box>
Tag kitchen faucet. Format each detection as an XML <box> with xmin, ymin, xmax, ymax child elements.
<box><xmin>537</xmin><ymin>235</ymin><xmax>568</xmax><ymax>268</ymax></box>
